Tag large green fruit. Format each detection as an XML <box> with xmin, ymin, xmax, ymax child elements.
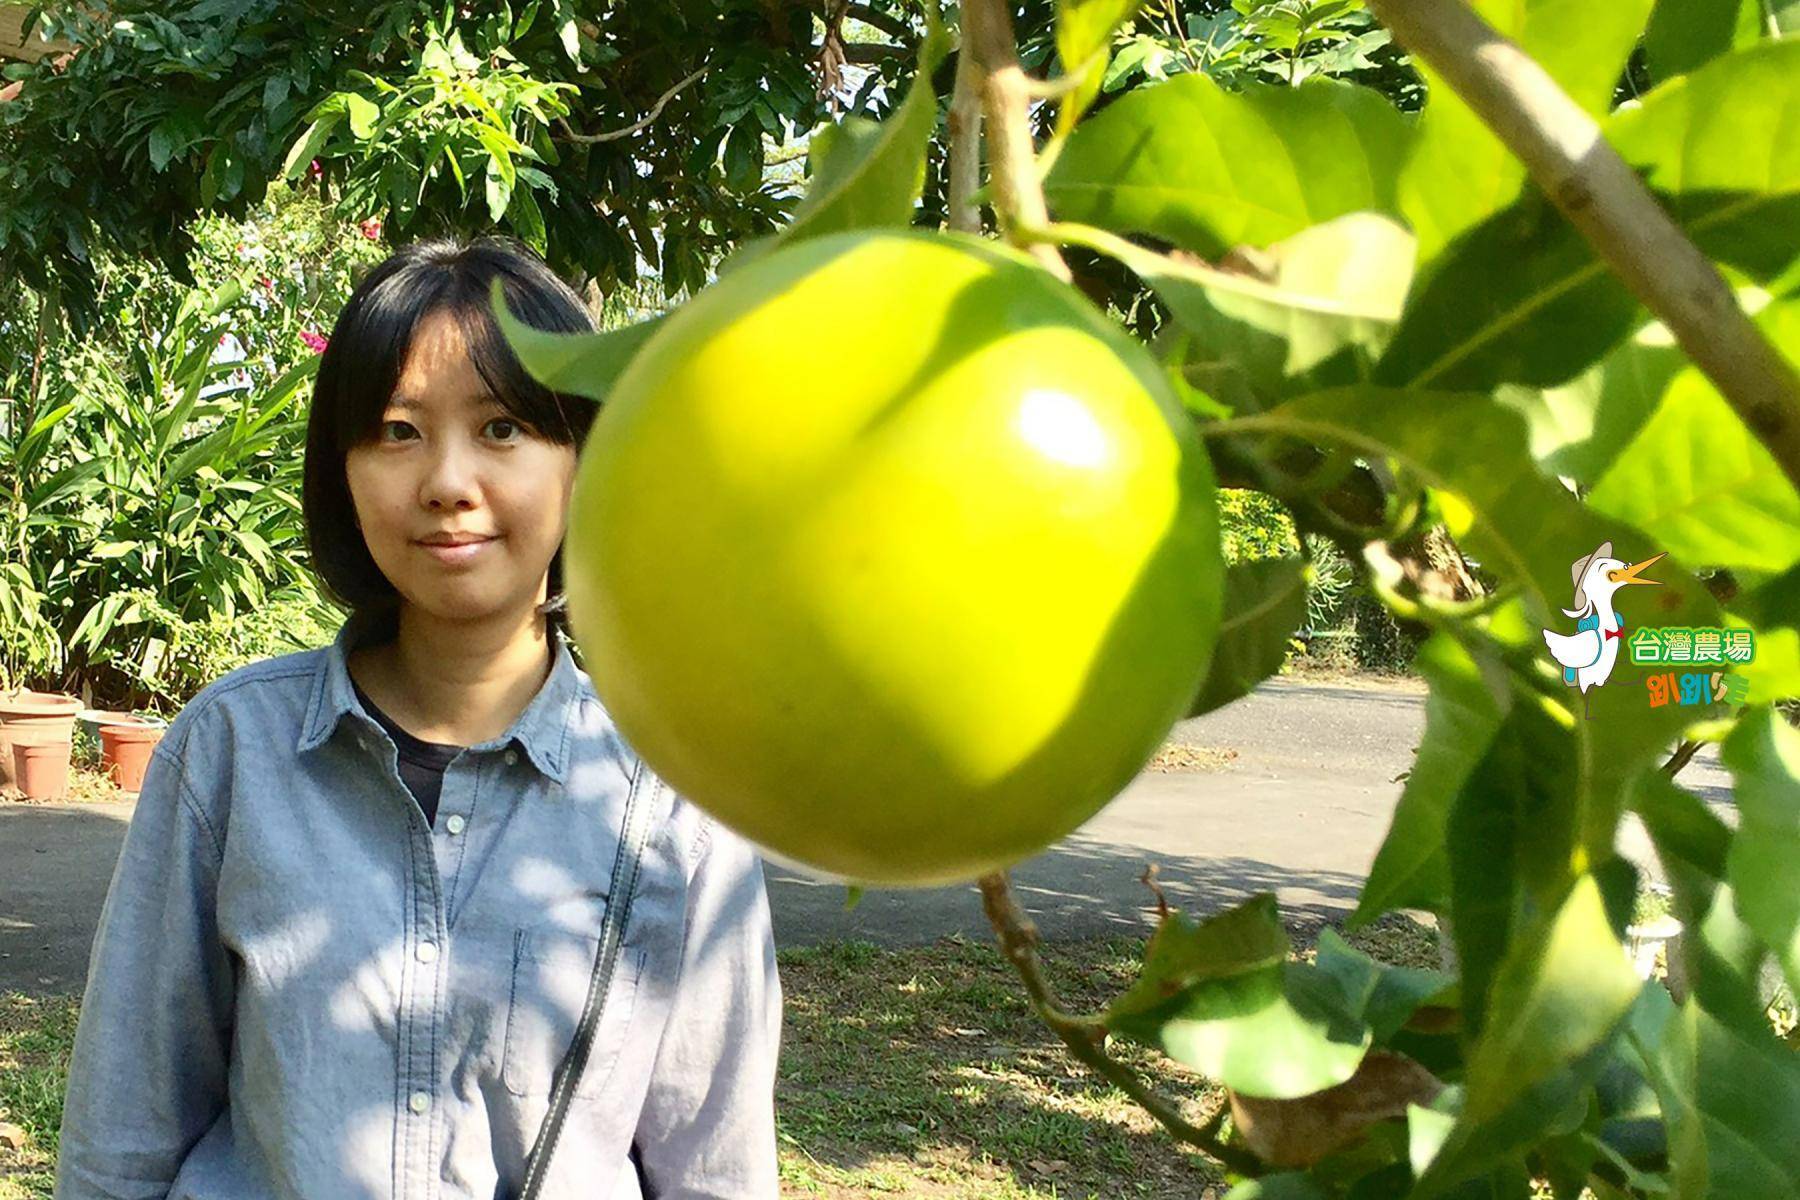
<box><xmin>565</xmin><ymin>230</ymin><xmax>1222</xmax><ymax>886</ymax></box>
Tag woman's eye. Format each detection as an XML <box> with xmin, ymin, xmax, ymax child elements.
<box><xmin>379</xmin><ymin>420</ymin><xmax>418</xmax><ymax>442</ymax></box>
<box><xmin>487</xmin><ymin>418</ymin><xmax>524</xmax><ymax>442</ymax></box>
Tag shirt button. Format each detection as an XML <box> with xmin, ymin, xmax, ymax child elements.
<box><xmin>409</xmin><ymin>1091</ymin><xmax>430</xmax><ymax>1115</ymax></box>
<box><xmin>446</xmin><ymin>815</ymin><xmax>467</xmax><ymax>836</ymax></box>
<box><xmin>416</xmin><ymin>941</ymin><xmax>439</xmax><ymax>964</ymax></box>
<box><xmin>504</xmin><ymin>749</ymin><xmax>519</xmax><ymax>767</ymax></box>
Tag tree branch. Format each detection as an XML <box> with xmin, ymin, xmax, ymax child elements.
<box><xmin>558</xmin><ymin>67</ymin><xmax>709</xmax><ymax>144</ymax></box>
<box><xmin>1365</xmin><ymin>0</ymin><xmax>1800</xmax><ymax>497</ymax></box>
<box><xmin>960</xmin><ymin>0</ymin><xmax>1069</xmax><ymax>277</ymax></box>
<box><xmin>842</xmin><ymin>2</ymin><xmax>913</xmax><ymax>41</ymax></box>
<box><xmin>843</xmin><ymin>42</ymin><xmax>909</xmax><ymax>64</ymax></box>
<box><xmin>977</xmin><ymin>871</ymin><xmax>1262</xmax><ymax>1176</ymax></box>
<box><xmin>947</xmin><ymin>49</ymin><xmax>983</xmax><ymax>234</ymax></box>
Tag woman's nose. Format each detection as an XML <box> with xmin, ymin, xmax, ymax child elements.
<box><xmin>420</xmin><ymin>440</ymin><xmax>481</xmax><ymax>511</ymax></box>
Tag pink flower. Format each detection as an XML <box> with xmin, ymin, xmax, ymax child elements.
<box><xmin>308</xmin><ymin>159</ymin><xmax>323</xmax><ymax>180</ymax></box>
<box><xmin>300</xmin><ymin>330</ymin><xmax>329</xmax><ymax>354</ymax></box>
<box><xmin>359</xmin><ymin>217</ymin><xmax>383</xmax><ymax>241</ymax></box>
<box><xmin>257</xmin><ymin>276</ymin><xmax>273</xmax><ymax>291</ymax></box>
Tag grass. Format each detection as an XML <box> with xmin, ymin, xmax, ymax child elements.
<box><xmin>0</xmin><ymin>919</ymin><xmax>1441</xmax><ymax>1199</ymax></box>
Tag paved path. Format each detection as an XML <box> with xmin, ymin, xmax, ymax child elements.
<box><xmin>0</xmin><ymin>677</ymin><xmax>1735</xmax><ymax>994</ymax></box>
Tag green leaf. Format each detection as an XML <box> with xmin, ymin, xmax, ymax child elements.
<box><xmin>1400</xmin><ymin>0</ymin><xmax>1655</xmax><ymax>262</ymax></box>
<box><xmin>1585</xmin><ymin>366</ymin><xmax>1800</xmax><ymax>575</ymax></box>
<box><xmin>1445</xmin><ymin>698</ymin><xmax>1584</xmax><ymax>1039</ymax></box>
<box><xmin>492</xmin><ymin>279</ymin><xmax>663</xmax><ymax>404</ymax></box>
<box><xmin>1500</xmin><ymin>318</ymin><xmax>1688</xmax><ymax>485</ymax></box>
<box><xmin>1216</xmin><ymin>389</ymin><xmax>1726</xmax><ymax>894</ymax></box>
<box><xmin>1053</xmin><ymin>0</ymin><xmax>1139</xmax><ymax>134</ymax></box>
<box><xmin>1186</xmin><ymin>558</ymin><xmax>1309</xmax><ymax>717</ymax></box>
<box><xmin>1313</xmin><ymin>928</ymin><xmax>1451</xmax><ymax>1045</ymax></box>
<box><xmin>1351</xmin><ymin>633</ymin><xmax>1507</xmax><ymax>926</ymax></box>
<box><xmin>1722</xmin><ymin>708</ymin><xmax>1800</xmax><ymax>996</ymax></box>
<box><xmin>1384</xmin><ymin>38</ymin><xmax>1800</xmax><ymax>392</ymax></box>
<box><xmin>506</xmin><ymin>185</ymin><xmax>548</xmax><ymax>256</ymax></box>
<box><xmin>345</xmin><ymin>92</ymin><xmax>379</xmax><ymax>139</ymax></box>
<box><xmin>1637</xmin><ymin>999</ymin><xmax>1800</xmax><ymax>1199</ymax></box>
<box><xmin>1043</xmin><ymin>74</ymin><xmax>1411</xmax><ymax>257</ymax></box>
<box><xmin>1644</xmin><ymin>0</ymin><xmax>1764</xmax><ymax>82</ymax></box>
<box><xmin>1224</xmin><ymin>1174</ymin><xmax>1331</xmax><ymax>1200</ymax></box>
<box><xmin>1461</xmin><ymin>875</ymin><xmax>1641</xmax><ymax>1127</ymax></box>
<box><xmin>1117</xmin><ymin>213</ymin><xmax>1414</xmax><ymax>402</ymax></box>
<box><xmin>1631</xmin><ymin>771</ymin><xmax>1775</xmax><ymax>1037</ymax></box>
<box><xmin>722</xmin><ymin>123</ymin><xmax>764</xmax><ymax>194</ymax></box>
<box><xmin>1116</xmin><ymin>960</ymin><xmax>1372</xmax><ymax>1099</ymax></box>
<box><xmin>280</xmin><ymin>110</ymin><xmax>343</xmax><ymax>181</ymax></box>
<box><xmin>1106</xmin><ymin>893</ymin><xmax>1291</xmax><ymax>1026</ymax></box>
<box><xmin>776</xmin><ymin>19</ymin><xmax>950</xmax><ymax>246</ymax></box>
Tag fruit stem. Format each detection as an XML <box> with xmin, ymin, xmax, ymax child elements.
<box><xmin>976</xmin><ymin>871</ymin><xmax>1262</xmax><ymax>1176</ymax></box>
<box><xmin>958</xmin><ymin>0</ymin><xmax>1070</xmax><ymax>279</ymax></box>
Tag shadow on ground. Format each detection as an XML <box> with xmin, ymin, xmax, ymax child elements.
<box><xmin>768</xmin><ymin>834</ymin><xmax>1368</xmax><ymax>951</ymax></box>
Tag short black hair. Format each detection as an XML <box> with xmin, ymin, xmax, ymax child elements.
<box><xmin>302</xmin><ymin>236</ymin><xmax>598</xmax><ymax>634</ymax></box>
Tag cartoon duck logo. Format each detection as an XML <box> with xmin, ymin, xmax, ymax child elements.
<box><xmin>1542</xmin><ymin>541</ymin><xmax>1664</xmax><ymax>719</ymax></box>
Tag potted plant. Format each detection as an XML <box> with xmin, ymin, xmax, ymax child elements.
<box><xmin>97</xmin><ymin>714</ymin><xmax>164</xmax><ymax>793</ymax></box>
<box><xmin>0</xmin><ymin>686</ymin><xmax>81</xmax><ymax>794</ymax></box>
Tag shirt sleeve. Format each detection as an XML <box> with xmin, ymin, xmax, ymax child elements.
<box><xmin>632</xmin><ymin>814</ymin><xmax>783</xmax><ymax>1198</ymax></box>
<box><xmin>54</xmin><ymin>742</ymin><xmax>236</xmax><ymax>1200</ymax></box>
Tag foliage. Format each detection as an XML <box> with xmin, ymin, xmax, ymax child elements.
<box><xmin>1</xmin><ymin>189</ymin><xmax>384</xmax><ymax>705</ymax></box>
<box><xmin>497</xmin><ymin>0</ymin><xmax>1800</xmax><ymax>1194</ymax></box>
<box><xmin>0</xmin><ymin>0</ymin><xmax>897</xmax><ymax>324</ymax></box>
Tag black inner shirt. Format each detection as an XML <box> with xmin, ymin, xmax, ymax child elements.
<box><xmin>351</xmin><ymin>678</ymin><xmax>463</xmax><ymax>828</ymax></box>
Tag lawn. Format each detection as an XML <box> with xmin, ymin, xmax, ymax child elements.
<box><xmin>0</xmin><ymin>919</ymin><xmax>1439</xmax><ymax>1200</ymax></box>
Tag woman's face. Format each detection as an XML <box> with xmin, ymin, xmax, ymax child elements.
<box><xmin>344</xmin><ymin>309</ymin><xmax>578</xmax><ymax>627</ymax></box>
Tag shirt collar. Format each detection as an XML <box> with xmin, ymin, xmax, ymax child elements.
<box><xmin>296</xmin><ymin>608</ymin><xmax>580</xmax><ymax>783</ymax></box>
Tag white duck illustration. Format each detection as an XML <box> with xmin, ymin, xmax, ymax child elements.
<box><xmin>1542</xmin><ymin>541</ymin><xmax>1664</xmax><ymax>719</ymax></box>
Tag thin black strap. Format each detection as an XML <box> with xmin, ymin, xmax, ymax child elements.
<box><xmin>516</xmin><ymin>757</ymin><xmax>662</xmax><ymax>1199</ymax></box>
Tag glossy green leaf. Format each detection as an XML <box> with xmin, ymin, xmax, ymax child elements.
<box><xmin>1313</xmin><ymin>928</ymin><xmax>1451</xmax><ymax>1044</ymax></box>
<box><xmin>1723</xmin><ymin>560</ymin><xmax>1800</xmax><ymax>704</ymax></box>
<box><xmin>1351</xmin><ymin>632</ymin><xmax>1508</xmax><ymax>926</ymax></box>
<box><xmin>1382</xmin><ymin>39</ymin><xmax>1800</xmax><ymax>392</ymax></box>
<box><xmin>1722</xmin><ymin>708</ymin><xmax>1800</xmax><ymax>996</ymax></box>
<box><xmin>1638</xmin><ymin>998</ymin><xmax>1800</xmax><ymax>1199</ymax></box>
<box><xmin>779</xmin><ymin>20</ymin><xmax>950</xmax><ymax>245</ymax></box>
<box><xmin>1400</xmin><ymin>0</ymin><xmax>1655</xmax><ymax>262</ymax></box>
<box><xmin>1446</xmin><ymin>698</ymin><xmax>1585</xmax><ymax>1039</ymax></box>
<box><xmin>1631</xmin><ymin>771</ymin><xmax>1776</xmax><ymax>1037</ymax></box>
<box><xmin>1225</xmin><ymin>1174</ymin><xmax>1331</xmax><ymax>1200</ymax></box>
<box><xmin>1107</xmin><ymin>895</ymin><xmax>1370</xmax><ymax>1098</ymax></box>
<box><xmin>1216</xmin><ymin>388</ymin><xmax>1725</xmax><ymax>867</ymax></box>
<box><xmin>1043</xmin><ymin>74</ymin><xmax>1411</xmax><ymax>257</ymax></box>
<box><xmin>1644</xmin><ymin>0</ymin><xmax>1765</xmax><ymax>81</ymax></box>
<box><xmin>1500</xmin><ymin>319</ymin><xmax>1687</xmax><ymax>484</ymax></box>
<box><xmin>492</xmin><ymin>280</ymin><xmax>662</xmax><ymax>404</ymax></box>
<box><xmin>1116</xmin><ymin>960</ymin><xmax>1372</xmax><ymax>1099</ymax></box>
<box><xmin>1125</xmin><ymin>213</ymin><xmax>1414</xmax><ymax>401</ymax></box>
<box><xmin>1585</xmin><ymin>366</ymin><xmax>1800</xmax><ymax>575</ymax></box>
<box><xmin>1105</xmin><ymin>892</ymin><xmax>1291</xmax><ymax>1025</ymax></box>
<box><xmin>1461</xmin><ymin>875</ymin><xmax>1641</xmax><ymax>1126</ymax></box>
<box><xmin>1187</xmin><ymin>558</ymin><xmax>1310</xmax><ymax>717</ymax></box>
<box><xmin>1053</xmin><ymin>0</ymin><xmax>1138</xmax><ymax>134</ymax></box>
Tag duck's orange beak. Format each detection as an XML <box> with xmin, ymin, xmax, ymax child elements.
<box><xmin>1608</xmin><ymin>552</ymin><xmax>1666</xmax><ymax>586</ymax></box>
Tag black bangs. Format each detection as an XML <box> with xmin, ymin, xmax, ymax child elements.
<box><xmin>302</xmin><ymin>235</ymin><xmax>599</xmax><ymax>621</ymax></box>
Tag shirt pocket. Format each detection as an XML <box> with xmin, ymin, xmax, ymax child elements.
<box><xmin>503</xmin><ymin>922</ymin><xmax>645</xmax><ymax>1100</ymax></box>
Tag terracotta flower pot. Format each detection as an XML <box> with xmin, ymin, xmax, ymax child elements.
<box><xmin>0</xmin><ymin>689</ymin><xmax>81</xmax><ymax>791</ymax></box>
<box><xmin>100</xmin><ymin>720</ymin><xmax>164</xmax><ymax>793</ymax></box>
<box><xmin>11</xmin><ymin>733</ymin><xmax>72</xmax><ymax>801</ymax></box>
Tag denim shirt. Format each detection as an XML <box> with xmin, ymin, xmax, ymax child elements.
<box><xmin>54</xmin><ymin>612</ymin><xmax>783</xmax><ymax>1200</ymax></box>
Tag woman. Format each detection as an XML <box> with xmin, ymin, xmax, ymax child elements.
<box><xmin>55</xmin><ymin>238</ymin><xmax>782</xmax><ymax>1199</ymax></box>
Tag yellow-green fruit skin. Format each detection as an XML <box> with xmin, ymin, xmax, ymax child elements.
<box><xmin>565</xmin><ymin>230</ymin><xmax>1222</xmax><ymax>886</ymax></box>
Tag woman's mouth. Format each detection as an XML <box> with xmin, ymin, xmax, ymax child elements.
<box><xmin>418</xmin><ymin>536</ymin><xmax>497</xmax><ymax>565</ymax></box>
